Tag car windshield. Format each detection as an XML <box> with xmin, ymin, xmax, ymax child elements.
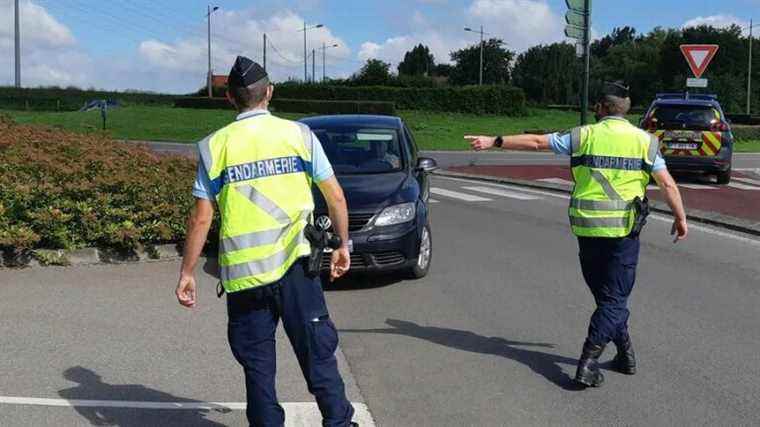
<box><xmin>650</xmin><ymin>105</ymin><xmax>721</xmax><ymax>128</ymax></box>
<box><xmin>312</xmin><ymin>127</ymin><xmax>404</xmax><ymax>175</ymax></box>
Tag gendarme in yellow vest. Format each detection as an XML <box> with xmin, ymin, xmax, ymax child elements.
<box><xmin>198</xmin><ymin>112</ymin><xmax>315</xmax><ymax>293</ymax></box>
<box><xmin>569</xmin><ymin>117</ymin><xmax>660</xmax><ymax>238</ymax></box>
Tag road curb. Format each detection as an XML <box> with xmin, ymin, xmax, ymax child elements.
<box><xmin>0</xmin><ymin>243</ymin><xmax>184</xmax><ymax>270</ymax></box>
<box><xmin>434</xmin><ymin>170</ymin><xmax>760</xmax><ymax>237</ymax></box>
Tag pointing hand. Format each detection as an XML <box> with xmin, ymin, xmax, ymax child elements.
<box><xmin>465</xmin><ymin>135</ymin><xmax>496</xmax><ymax>151</ymax></box>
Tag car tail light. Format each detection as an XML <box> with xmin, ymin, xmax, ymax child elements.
<box><xmin>710</xmin><ymin>120</ymin><xmax>728</xmax><ymax>132</ymax></box>
<box><xmin>642</xmin><ymin>117</ymin><xmax>658</xmax><ymax>131</ymax></box>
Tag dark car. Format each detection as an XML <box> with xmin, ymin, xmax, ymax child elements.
<box><xmin>640</xmin><ymin>93</ymin><xmax>734</xmax><ymax>184</ymax></box>
<box><xmin>299</xmin><ymin>115</ymin><xmax>437</xmax><ymax>278</ymax></box>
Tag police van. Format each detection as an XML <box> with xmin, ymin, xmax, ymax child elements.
<box><xmin>640</xmin><ymin>93</ymin><xmax>734</xmax><ymax>184</ymax></box>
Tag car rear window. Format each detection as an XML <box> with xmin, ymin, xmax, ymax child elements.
<box><xmin>649</xmin><ymin>105</ymin><xmax>721</xmax><ymax>129</ymax></box>
<box><xmin>312</xmin><ymin>127</ymin><xmax>404</xmax><ymax>175</ymax></box>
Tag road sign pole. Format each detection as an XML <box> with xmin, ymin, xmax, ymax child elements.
<box><xmin>748</xmin><ymin>19</ymin><xmax>753</xmax><ymax>115</ymax></box>
<box><xmin>580</xmin><ymin>0</ymin><xmax>590</xmax><ymax>125</ymax></box>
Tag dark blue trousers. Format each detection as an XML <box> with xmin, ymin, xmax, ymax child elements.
<box><xmin>226</xmin><ymin>259</ymin><xmax>355</xmax><ymax>427</ymax></box>
<box><xmin>578</xmin><ymin>236</ymin><xmax>640</xmax><ymax>347</ymax></box>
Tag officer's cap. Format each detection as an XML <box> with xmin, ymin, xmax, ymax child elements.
<box><xmin>601</xmin><ymin>81</ymin><xmax>630</xmax><ymax>99</ymax></box>
<box><xmin>228</xmin><ymin>56</ymin><xmax>269</xmax><ymax>89</ymax></box>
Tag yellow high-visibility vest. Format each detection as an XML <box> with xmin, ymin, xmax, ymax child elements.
<box><xmin>198</xmin><ymin>112</ymin><xmax>315</xmax><ymax>293</ymax></box>
<box><xmin>569</xmin><ymin>117</ymin><xmax>660</xmax><ymax>238</ymax></box>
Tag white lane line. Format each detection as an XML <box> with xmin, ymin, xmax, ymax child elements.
<box><xmin>679</xmin><ymin>184</ymin><xmax>718</xmax><ymax>190</ymax></box>
<box><xmin>734</xmin><ymin>177</ymin><xmax>760</xmax><ymax>186</ymax></box>
<box><xmin>462</xmin><ymin>186</ymin><xmax>542</xmax><ymax>200</ymax></box>
<box><xmin>538</xmin><ymin>178</ymin><xmax>573</xmax><ymax>186</ymax></box>
<box><xmin>436</xmin><ymin>176</ymin><xmax>760</xmax><ymax>245</ymax></box>
<box><xmin>650</xmin><ymin>214</ymin><xmax>760</xmax><ymax>247</ymax></box>
<box><xmin>734</xmin><ymin>168</ymin><xmax>760</xmax><ymax>173</ymax></box>
<box><xmin>727</xmin><ymin>182</ymin><xmax>760</xmax><ymax>191</ymax></box>
<box><xmin>429</xmin><ymin>198</ymin><xmax>440</xmax><ymax>203</ymax></box>
<box><xmin>0</xmin><ymin>397</ymin><xmax>376</xmax><ymax>425</ymax></box>
<box><xmin>430</xmin><ymin>187</ymin><xmax>492</xmax><ymax>202</ymax></box>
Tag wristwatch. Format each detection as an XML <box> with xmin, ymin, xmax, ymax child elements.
<box><xmin>494</xmin><ymin>136</ymin><xmax>504</xmax><ymax>148</ymax></box>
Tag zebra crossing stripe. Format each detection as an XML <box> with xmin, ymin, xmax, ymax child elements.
<box><xmin>679</xmin><ymin>184</ymin><xmax>717</xmax><ymax>190</ymax></box>
<box><xmin>538</xmin><ymin>178</ymin><xmax>574</xmax><ymax>186</ymax></box>
<box><xmin>462</xmin><ymin>186</ymin><xmax>542</xmax><ymax>200</ymax></box>
<box><xmin>430</xmin><ymin>188</ymin><xmax>492</xmax><ymax>202</ymax></box>
<box><xmin>727</xmin><ymin>182</ymin><xmax>760</xmax><ymax>191</ymax></box>
<box><xmin>733</xmin><ymin>177</ymin><xmax>760</xmax><ymax>187</ymax></box>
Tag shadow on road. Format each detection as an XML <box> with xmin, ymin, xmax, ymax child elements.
<box><xmin>341</xmin><ymin>319</ymin><xmax>585</xmax><ymax>391</ymax></box>
<box><xmin>58</xmin><ymin>367</ymin><xmax>229</xmax><ymax>426</ymax></box>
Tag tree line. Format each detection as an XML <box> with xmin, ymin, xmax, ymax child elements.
<box><xmin>342</xmin><ymin>24</ymin><xmax>759</xmax><ymax>113</ymax></box>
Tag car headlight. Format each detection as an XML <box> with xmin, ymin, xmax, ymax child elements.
<box><xmin>373</xmin><ymin>202</ymin><xmax>416</xmax><ymax>227</ymax></box>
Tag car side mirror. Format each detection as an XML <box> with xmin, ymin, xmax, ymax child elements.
<box><xmin>416</xmin><ymin>157</ymin><xmax>438</xmax><ymax>173</ymax></box>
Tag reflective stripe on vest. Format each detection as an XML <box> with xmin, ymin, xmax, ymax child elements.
<box><xmin>198</xmin><ymin>113</ymin><xmax>316</xmax><ymax>293</ymax></box>
<box><xmin>568</xmin><ymin>118</ymin><xmax>653</xmax><ymax>238</ymax></box>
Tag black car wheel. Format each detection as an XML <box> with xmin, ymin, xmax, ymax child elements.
<box><xmin>407</xmin><ymin>223</ymin><xmax>432</xmax><ymax>279</ymax></box>
<box><xmin>716</xmin><ymin>167</ymin><xmax>731</xmax><ymax>185</ymax></box>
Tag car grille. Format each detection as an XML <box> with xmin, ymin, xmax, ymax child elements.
<box><xmin>320</xmin><ymin>253</ymin><xmax>367</xmax><ymax>271</ymax></box>
<box><xmin>348</xmin><ymin>213</ymin><xmax>375</xmax><ymax>232</ymax></box>
<box><xmin>372</xmin><ymin>251</ymin><xmax>406</xmax><ymax>266</ymax></box>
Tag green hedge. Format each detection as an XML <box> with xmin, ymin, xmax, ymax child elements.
<box><xmin>174</xmin><ymin>97</ymin><xmax>397</xmax><ymax>115</ymax></box>
<box><xmin>273</xmin><ymin>84</ymin><xmax>527</xmax><ymax>115</ymax></box>
<box><xmin>732</xmin><ymin>125</ymin><xmax>760</xmax><ymax>142</ymax></box>
<box><xmin>0</xmin><ymin>115</ymin><xmax>201</xmax><ymax>259</ymax></box>
<box><xmin>0</xmin><ymin>87</ymin><xmax>176</xmax><ymax>111</ymax></box>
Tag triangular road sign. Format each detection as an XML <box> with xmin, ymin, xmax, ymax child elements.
<box><xmin>680</xmin><ymin>44</ymin><xmax>719</xmax><ymax>79</ymax></box>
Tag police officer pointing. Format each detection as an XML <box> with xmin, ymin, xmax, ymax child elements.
<box><xmin>176</xmin><ymin>56</ymin><xmax>358</xmax><ymax>425</ymax></box>
<box><xmin>466</xmin><ymin>81</ymin><xmax>688</xmax><ymax>387</ymax></box>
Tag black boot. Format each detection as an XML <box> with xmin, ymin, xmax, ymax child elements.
<box><xmin>574</xmin><ymin>340</ymin><xmax>605</xmax><ymax>387</ymax></box>
<box><xmin>613</xmin><ymin>334</ymin><xmax>636</xmax><ymax>375</ymax></box>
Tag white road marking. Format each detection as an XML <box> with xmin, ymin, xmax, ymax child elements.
<box><xmin>727</xmin><ymin>182</ymin><xmax>760</xmax><ymax>191</ymax></box>
<box><xmin>429</xmin><ymin>198</ymin><xmax>440</xmax><ymax>203</ymax></box>
<box><xmin>462</xmin><ymin>186</ymin><xmax>542</xmax><ymax>200</ymax></box>
<box><xmin>647</xmin><ymin>185</ymin><xmax>659</xmax><ymax>191</ymax></box>
<box><xmin>538</xmin><ymin>178</ymin><xmax>573</xmax><ymax>186</ymax></box>
<box><xmin>0</xmin><ymin>397</ymin><xmax>376</xmax><ymax>426</ymax></box>
<box><xmin>430</xmin><ymin>187</ymin><xmax>492</xmax><ymax>202</ymax></box>
<box><xmin>734</xmin><ymin>168</ymin><xmax>760</xmax><ymax>173</ymax></box>
<box><xmin>679</xmin><ymin>184</ymin><xmax>717</xmax><ymax>190</ymax></box>
<box><xmin>650</xmin><ymin>214</ymin><xmax>760</xmax><ymax>247</ymax></box>
<box><xmin>734</xmin><ymin>177</ymin><xmax>760</xmax><ymax>186</ymax></box>
<box><xmin>436</xmin><ymin>176</ymin><xmax>570</xmax><ymax>200</ymax></box>
<box><xmin>435</xmin><ymin>176</ymin><xmax>760</xmax><ymax>245</ymax></box>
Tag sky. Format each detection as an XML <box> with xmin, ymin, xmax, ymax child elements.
<box><xmin>1</xmin><ymin>0</ymin><xmax>758</xmax><ymax>94</ymax></box>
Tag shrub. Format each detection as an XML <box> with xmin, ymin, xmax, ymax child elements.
<box><xmin>272</xmin><ymin>84</ymin><xmax>527</xmax><ymax>115</ymax></box>
<box><xmin>0</xmin><ymin>115</ymin><xmax>200</xmax><ymax>255</ymax></box>
<box><xmin>175</xmin><ymin>97</ymin><xmax>396</xmax><ymax>115</ymax></box>
<box><xmin>0</xmin><ymin>87</ymin><xmax>176</xmax><ymax>111</ymax></box>
<box><xmin>732</xmin><ymin>125</ymin><xmax>760</xmax><ymax>142</ymax></box>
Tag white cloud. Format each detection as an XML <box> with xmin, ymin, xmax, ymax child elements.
<box><xmin>683</xmin><ymin>14</ymin><xmax>750</xmax><ymax>35</ymax></box>
<box><xmin>137</xmin><ymin>9</ymin><xmax>351</xmax><ymax>84</ymax></box>
<box><xmin>357</xmin><ymin>0</ymin><xmax>566</xmax><ymax>69</ymax></box>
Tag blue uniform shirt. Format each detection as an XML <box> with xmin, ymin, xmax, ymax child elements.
<box><xmin>192</xmin><ymin>110</ymin><xmax>335</xmax><ymax>200</ymax></box>
<box><xmin>546</xmin><ymin>118</ymin><xmax>666</xmax><ymax>172</ymax></box>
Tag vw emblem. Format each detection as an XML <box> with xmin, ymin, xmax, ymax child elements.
<box><xmin>316</xmin><ymin>216</ymin><xmax>332</xmax><ymax>231</ymax></box>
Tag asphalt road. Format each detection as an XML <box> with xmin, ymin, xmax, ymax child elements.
<box><xmin>2</xmin><ymin>176</ymin><xmax>760</xmax><ymax>426</ymax></box>
<box><xmin>129</xmin><ymin>140</ymin><xmax>760</xmax><ymax>171</ymax></box>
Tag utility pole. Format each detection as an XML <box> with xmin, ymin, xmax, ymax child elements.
<box><xmin>479</xmin><ymin>25</ymin><xmax>484</xmax><ymax>86</ymax></box>
<box><xmin>749</xmin><ymin>19</ymin><xmax>754</xmax><ymax>115</ymax></box>
<box><xmin>323</xmin><ymin>42</ymin><xmax>326</xmax><ymax>82</ymax></box>
<box><xmin>312</xmin><ymin>49</ymin><xmax>316</xmax><ymax>83</ymax></box>
<box><xmin>14</xmin><ymin>0</ymin><xmax>21</xmax><ymax>88</ymax></box>
<box><xmin>206</xmin><ymin>5</ymin><xmax>219</xmax><ymax>99</ymax></box>
<box><xmin>263</xmin><ymin>33</ymin><xmax>267</xmax><ymax>72</ymax></box>
<box><xmin>303</xmin><ymin>22</ymin><xmax>307</xmax><ymax>82</ymax></box>
<box><xmin>580</xmin><ymin>0</ymin><xmax>590</xmax><ymax>125</ymax></box>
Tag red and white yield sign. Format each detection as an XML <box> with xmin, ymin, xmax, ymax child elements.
<box><xmin>680</xmin><ymin>44</ymin><xmax>719</xmax><ymax>78</ymax></box>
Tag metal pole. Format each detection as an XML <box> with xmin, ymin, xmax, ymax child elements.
<box><xmin>580</xmin><ymin>0</ymin><xmax>591</xmax><ymax>125</ymax></box>
<box><xmin>303</xmin><ymin>22</ymin><xmax>307</xmax><ymax>82</ymax></box>
<box><xmin>479</xmin><ymin>25</ymin><xmax>484</xmax><ymax>86</ymax></box>
<box><xmin>263</xmin><ymin>33</ymin><xmax>267</xmax><ymax>72</ymax></box>
<box><xmin>323</xmin><ymin>42</ymin><xmax>326</xmax><ymax>82</ymax></box>
<box><xmin>748</xmin><ymin>20</ymin><xmax>753</xmax><ymax>115</ymax></box>
<box><xmin>14</xmin><ymin>0</ymin><xmax>20</xmax><ymax>88</ymax></box>
<box><xmin>207</xmin><ymin>5</ymin><xmax>212</xmax><ymax>99</ymax></box>
<box><xmin>312</xmin><ymin>49</ymin><xmax>316</xmax><ymax>83</ymax></box>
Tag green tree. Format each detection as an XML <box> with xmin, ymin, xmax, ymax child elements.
<box><xmin>398</xmin><ymin>44</ymin><xmax>435</xmax><ymax>76</ymax></box>
<box><xmin>512</xmin><ymin>42</ymin><xmax>580</xmax><ymax>105</ymax></box>
<box><xmin>354</xmin><ymin>59</ymin><xmax>392</xmax><ymax>85</ymax></box>
<box><xmin>449</xmin><ymin>39</ymin><xmax>514</xmax><ymax>85</ymax></box>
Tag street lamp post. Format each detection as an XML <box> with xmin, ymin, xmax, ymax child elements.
<box><xmin>14</xmin><ymin>0</ymin><xmax>20</xmax><ymax>88</ymax></box>
<box><xmin>464</xmin><ymin>26</ymin><xmax>491</xmax><ymax>86</ymax></box>
<box><xmin>206</xmin><ymin>5</ymin><xmax>220</xmax><ymax>99</ymax></box>
<box><xmin>748</xmin><ymin>20</ymin><xmax>758</xmax><ymax>115</ymax></box>
<box><xmin>299</xmin><ymin>23</ymin><xmax>323</xmax><ymax>82</ymax></box>
<box><xmin>320</xmin><ymin>43</ymin><xmax>339</xmax><ymax>82</ymax></box>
